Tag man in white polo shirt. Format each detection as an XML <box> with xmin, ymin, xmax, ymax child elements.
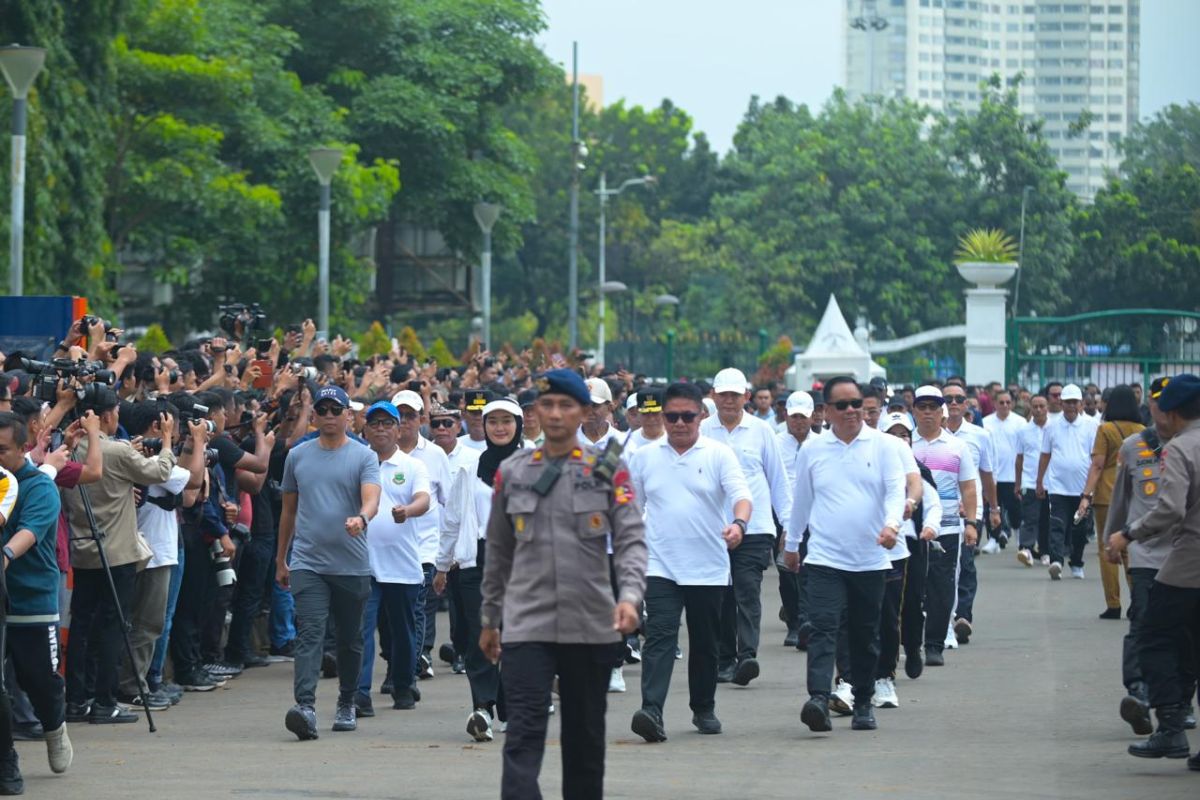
<box><xmin>983</xmin><ymin>390</ymin><xmax>1027</xmax><ymax>551</ymax></box>
<box><xmin>1014</xmin><ymin>393</ymin><xmax>1051</xmax><ymax>566</ymax></box>
<box><xmin>910</xmin><ymin>385</ymin><xmax>978</xmax><ymax>668</ymax></box>
<box><xmin>701</xmin><ymin>367</ymin><xmax>791</xmax><ymax>687</ymax></box>
<box><xmin>784</xmin><ymin>376</ymin><xmax>906</xmax><ymax>733</ymax></box>
<box><xmin>579</xmin><ymin>378</ymin><xmax>619</xmax><ymax>448</ymax></box>
<box><xmin>625</xmin><ymin>387</ymin><xmax>666</xmax><ymax>454</ymax></box>
<box><xmin>628</xmin><ymin>382</ymin><xmax>752</xmax><ymax>742</ymax></box>
<box><xmin>1037</xmin><ymin>383</ymin><xmax>1101</xmax><ymax>580</ymax></box>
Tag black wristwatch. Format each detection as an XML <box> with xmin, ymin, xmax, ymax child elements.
<box><xmin>732</xmin><ymin>518</ymin><xmax>748</xmax><ymax>534</ymax></box>
<box><xmin>358</xmin><ymin>514</ymin><xmax>369</xmax><ymax>530</ymax></box>
<box><xmin>3</xmin><ymin>546</ymin><xmax>15</xmax><ymax>563</ymax></box>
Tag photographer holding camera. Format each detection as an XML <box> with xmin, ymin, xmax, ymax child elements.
<box><xmin>62</xmin><ymin>386</ymin><xmax>178</xmax><ymax>724</ymax></box>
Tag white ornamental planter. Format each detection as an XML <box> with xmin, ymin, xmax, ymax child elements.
<box><xmin>956</xmin><ymin>260</ymin><xmax>1018</xmax><ymax>289</ymax></box>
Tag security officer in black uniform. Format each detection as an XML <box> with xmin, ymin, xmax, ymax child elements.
<box><xmin>480</xmin><ymin>369</ymin><xmax>647</xmax><ymax>800</ymax></box>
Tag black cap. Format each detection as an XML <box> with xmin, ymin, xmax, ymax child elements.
<box><xmin>517</xmin><ymin>389</ymin><xmax>539</xmax><ymax>408</ymax></box>
<box><xmin>465</xmin><ymin>389</ymin><xmax>491</xmax><ymax>412</ymax></box>
<box><xmin>636</xmin><ymin>386</ymin><xmax>665</xmax><ymax>414</ymax></box>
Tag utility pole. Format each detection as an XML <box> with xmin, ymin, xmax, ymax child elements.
<box><xmin>567</xmin><ymin>41</ymin><xmax>581</xmax><ymax>350</ymax></box>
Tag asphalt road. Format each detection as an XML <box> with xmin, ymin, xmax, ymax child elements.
<box><xmin>16</xmin><ymin>550</ymin><xmax>1199</xmax><ymax>799</ymax></box>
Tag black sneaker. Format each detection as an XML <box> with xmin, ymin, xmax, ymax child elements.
<box><xmin>925</xmin><ymin>647</ymin><xmax>945</xmax><ymax>667</ymax></box>
<box><xmin>268</xmin><ymin>641</ymin><xmax>295</xmax><ymax>662</ymax></box>
<box><xmin>117</xmin><ymin>690</ymin><xmax>171</xmax><ymax>712</ymax></box>
<box><xmin>851</xmin><ymin>703</ymin><xmax>877</xmax><ymax>731</ymax></box>
<box><xmin>177</xmin><ymin>672</ymin><xmax>217</xmax><ymax>692</ymax></box>
<box><xmin>800</xmin><ymin>696</ymin><xmax>832</xmax><ymax>733</ymax></box>
<box><xmin>624</xmin><ymin>639</ymin><xmax>642</xmax><ymax>665</ymax></box>
<box><xmin>89</xmin><ymin>704</ymin><xmax>139</xmax><ymax>724</ymax></box>
<box><xmin>451</xmin><ymin>655</ymin><xmax>466</xmax><ymax>675</ymax></box>
<box><xmin>0</xmin><ymin>749</ymin><xmax>23</xmax><ymax>796</ymax></box>
<box><xmin>417</xmin><ymin>653</ymin><xmax>434</xmax><ymax>680</ymax></box>
<box><xmin>332</xmin><ymin>701</ymin><xmax>357</xmax><ymax>732</ymax></box>
<box><xmin>158</xmin><ymin>683</ymin><xmax>184</xmax><ymax>704</ymax></box>
<box><xmin>321</xmin><ymin>652</ymin><xmax>338</xmax><ymax>679</ymax></box>
<box><xmin>732</xmin><ymin>658</ymin><xmax>760</xmax><ymax>687</ymax></box>
<box><xmin>715</xmin><ymin>662</ymin><xmax>736</xmax><ymax>684</ymax></box>
<box><xmin>438</xmin><ymin>643</ymin><xmax>456</xmax><ymax>665</ymax></box>
<box><xmin>392</xmin><ymin>688</ymin><xmax>416</xmax><ymax>710</ymax></box>
<box><xmin>904</xmin><ymin>645</ymin><xmax>924</xmax><ymax>679</ymax></box>
<box><xmin>631</xmin><ymin>708</ymin><xmax>667</xmax><ymax>743</ymax></box>
<box><xmin>354</xmin><ymin>692</ymin><xmax>375</xmax><ymax>718</ymax></box>
<box><xmin>203</xmin><ymin>661</ymin><xmax>242</xmax><ymax>678</ymax></box>
<box><xmin>235</xmin><ymin>653</ymin><xmax>270</xmax><ymax>669</ymax></box>
<box><xmin>11</xmin><ymin>722</ymin><xmax>43</xmax><ymax>741</ymax></box>
<box><xmin>202</xmin><ymin>671</ymin><xmax>229</xmax><ymax>688</ymax></box>
<box><xmin>691</xmin><ymin>710</ymin><xmax>722</xmax><ymax>735</ymax></box>
<box><xmin>285</xmin><ymin>704</ymin><xmax>319</xmax><ymax>741</ymax></box>
<box><xmin>380</xmin><ymin>664</ymin><xmax>393</xmax><ymax>695</ymax></box>
<box><xmin>65</xmin><ymin>701</ymin><xmax>92</xmax><ymax>723</ymax></box>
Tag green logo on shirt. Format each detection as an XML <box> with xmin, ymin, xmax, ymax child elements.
<box><xmin>392</xmin><ymin>472</ymin><xmax>406</xmax><ymax>485</ymax></box>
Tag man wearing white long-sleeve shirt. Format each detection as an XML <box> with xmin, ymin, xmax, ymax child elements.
<box><xmin>784</xmin><ymin>376</ymin><xmax>906</xmax><ymax>734</ymax></box>
<box><xmin>701</xmin><ymin>367</ymin><xmax>792</xmax><ymax>687</ymax></box>
<box><xmin>628</xmin><ymin>382</ymin><xmax>752</xmax><ymax>742</ymax></box>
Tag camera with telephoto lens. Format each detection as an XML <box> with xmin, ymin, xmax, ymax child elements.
<box><xmin>210</xmin><ymin>540</ymin><xmax>237</xmax><ymax>587</ymax></box>
<box><xmin>218</xmin><ymin>302</ymin><xmax>266</xmax><ymax>340</ymax></box>
<box><xmin>3</xmin><ymin>355</ymin><xmax>117</xmax><ymax>406</ymax></box>
<box><xmin>229</xmin><ymin>521</ymin><xmax>252</xmax><ymax>544</ymax></box>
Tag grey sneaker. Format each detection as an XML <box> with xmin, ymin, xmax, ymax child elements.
<box><xmin>285</xmin><ymin>704</ymin><xmax>319</xmax><ymax>741</ymax></box>
<box><xmin>45</xmin><ymin>723</ymin><xmax>72</xmax><ymax>774</ymax></box>
<box><xmin>332</xmin><ymin>701</ymin><xmax>357</xmax><ymax>732</ymax></box>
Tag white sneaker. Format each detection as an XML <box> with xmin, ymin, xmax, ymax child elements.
<box><xmin>1049</xmin><ymin>561</ymin><xmax>1063</xmax><ymax>580</ymax></box>
<box><xmin>980</xmin><ymin>538</ymin><xmax>1000</xmax><ymax>554</ymax></box>
<box><xmin>1040</xmin><ymin>554</ymin><xmax>1051</xmax><ymax>566</ymax></box>
<box><xmin>830</xmin><ymin>679</ymin><xmax>854</xmax><ymax>715</ymax></box>
<box><xmin>608</xmin><ymin>667</ymin><xmax>626</xmax><ymax>693</ymax></box>
<box><xmin>873</xmin><ymin>678</ymin><xmax>899</xmax><ymax>709</ymax></box>
<box><xmin>1017</xmin><ymin>548</ymin><xmax>1033</xmax><ymax>567</ymax></box>
<box><xmin>466</xmin><ymin>708</ymin><xmax>494</xmax><ymax>742</ymax></box>
<box><xmin>45</xmin><ymin>723</ymin><xmax>72</xmax><ymax>774</ymax></box>
<box><xmin>945</xmin><ymin>634</ymin><xmax>959</xmax><ymax>649</ymax></box>
<box><xmin>1071</xmin><ymin>566</ymin><xmax>1085</xmax><ymax>579</ymax></box>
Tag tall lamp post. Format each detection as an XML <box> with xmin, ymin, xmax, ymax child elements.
<box><xmin>654</xmin><ymin>293</ymin><xmax>680</xmax><ymax>379</ymax></box>
<box><xmin>0</xmin><ymin>45</ymin><xmax>46</xmax><ymax>296</ymax></box>
<box><xmin>308</xmin><ymin>147</ymin><xmax>342</xmax><ymax>337</ymax></box>
<box><xmin>1012</xmin><ymin>184</ymin><xmax>1034</xmax><ymax>317</ymax></box>
<box><xmin>595</xmin><ymin>172</ymin><xmax>655</xmax><ymax>366</ymax></box>
<box><xmin>473</xmin><ymin>201</ymin><xmax>503</xmax><ymax>351</ymax></box>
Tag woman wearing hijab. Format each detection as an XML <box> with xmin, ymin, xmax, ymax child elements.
<box><xmin>434</xmin><ymin>398</ymin><xmax>523</xmax><ymax>743</ymax></box>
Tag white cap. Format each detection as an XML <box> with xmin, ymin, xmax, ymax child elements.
<box><xmin>882</xmin><ymin>411</ymin><xmax>914</xmax><ymax>433</ymax></box>
<box><xmin>702</xmin><ymin>397</ymin><xmax>717</xmax><ymax>417</ymax></box>
<box><xmin>585</xmin><ymin>377</ymin><xmax>613</xmax><ymax>405</ymax></box>
<box><xmin>712</xmin><ymin>367</ymin><xmax>749</xmax><ymax>394</ymax></box>
<box><xmin>914</xmin><ymin>385</ymin><xmax>944</xmax><ymax>404</ymax></box>
<box><xmin>625</xmin><ymin>393</ymin><xmax>638</xmax><ymax>411</ymax></box>
<box><xmin>390</xmin><ymin>390</ymin><xmax>423</xmax><ymax>412</ymax></box>
<box><xmin>1061</xmin><ymin>383</ymin><xmax>1083</xmax><ymax>401</ymax></box>
<box><xmin>349</xmin><ymin>400</ymin><xmax>365</xmax><ymax>413</ymax></box>
<box><xmin>785</xmin><ymin>391</ymin><xmax>814</xmax><ymax>418</ymax></box>
<box><xmin>482</xmin><ymin>398</ymin><xmax>523</xmax><ymax>419</ymax></box>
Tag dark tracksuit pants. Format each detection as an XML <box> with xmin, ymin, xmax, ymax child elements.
<box><xmin>640</xmin><ymin>577</ymin><xmax>724</xmax><ymax>718</ymax></box>
<box><xmin>806</xmin><ymin>564</ymin><xmax>886</xmax><ymax>707</ymax></box>
<box><xmin>0</xmin><ymin>624</ymin><xmax>67</xmax><ymax>756</ymax></box>
<box><xmin>1018</xmin><ymin>489</ymin><xmax>1050</xmax><ymax>556</ymax></box>
<box><xmin>501</xmin><ymin>642</ymin><xmax>617</xmax><ymax>800</ymax></box>
<box><xmin>994</xmin><ymin>482</ymin><xmax>1022</xmax><ymax>536</ymax></box>
<box><xmin>957</xmin><ymin>522</ymin><xmax>980</xmax><ymax>623</ymax></box>
<box><xmin>901</xmin><ymin>538</ymin><xmax>929</xmax><ymax>654</ymax></box>
<box><xmin>1048</xmin><ymin>494</ymin><xmax>1091</xmax><ymax>568</ymax></box>
<box><xmin>924</xmin><ymin>533</ymin><xmax>960</xmax><ymax>654</ymax></box>
<box><xmin>448</xmin><ymin>555</ymin><xmax>502</xmax><ymax>714</ymax></box>
<box><xmin>1137</xmin><ymin>579</ymin><xmax>1200</xmax><ymax>710</ymax></box>
<box><xmin>717</xmin><ymin>534</ymin><xmax>774</xmax><ymax>666</ymax></box>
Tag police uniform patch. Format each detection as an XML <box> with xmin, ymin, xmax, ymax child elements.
<box><xmin>1142</xmin><ymin>467</ymin><xmax>1154</xmax><ymax>477</ymax></box>
<box><xmin>589</xmin><ymin>513</ymin><xmax>603</xmax><ymax>530</ymax></box>
<box><xmin>613</xmin><ymin>468</ymin><xmax>635</xmax><ymax>505</ymax></box>
<box><xmin>515</xmin><ymin>516</ymin><xmax>526</xmax><ymax>533</ymax></box>
<box><xmin>1144</xmin><ymin>481</ymin><xmax>1157</xmax><ymax>496</ymax></box>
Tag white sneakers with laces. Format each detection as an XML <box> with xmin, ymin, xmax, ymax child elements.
<box><xmin>872</xmin><ymin>678</ymin><xmax>899</xmax><ymax>709</ymax></box>
<box><xmin>467</xmin><ymin>708</ymin><xmax>494</xmax><ymax>742</ymax></box>
<box><xmin>608</xmin><ymin>667</ymin><xmax>626</xmax><ymax>693</ymax></box>
<box><xmin>1017</xmin><ymin>548</ymin><xmax>1033</xmax><ymax>567</ymax></box>
<box><xmin>830</xmin><ymin>679</ymin><xmax>854</xmax><ymax>715</ymax></box>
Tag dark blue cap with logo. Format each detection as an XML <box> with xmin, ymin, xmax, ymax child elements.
<box><xmin>534</xmin><ymin>369</ymin><xmax>591</xmax><ymax>406</ymax></box>
<box><xmin>315</xmin><ymin>385</ymin><xmax>350</xmax><ymax>408</ymax></box>
<box><xmin>1156</xmin><ymin>374</ymin><xmax>1200</xmax><ymax>412</ymax></box>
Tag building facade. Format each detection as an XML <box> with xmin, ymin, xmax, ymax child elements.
<box><xmin>843</xmin><ymin>0</ymin><xmax>1141</xmax><ymax>199</ymax></box>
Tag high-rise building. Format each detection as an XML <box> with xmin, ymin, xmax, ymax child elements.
<box><xmin>843</xmin><ymin>0</ymin><xmax>1140</xmax><ymax>199</ymax></box>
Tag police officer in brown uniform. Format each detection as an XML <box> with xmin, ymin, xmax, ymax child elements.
<box><xmin>480</xmin><ymin>369</ymin><xmax>647</xmax><ymax>800</ymax></box>
<box><xmin>1108</xmin><ymin>374</ymin><xmax>1200</xmax><ymax>768</ymax></box>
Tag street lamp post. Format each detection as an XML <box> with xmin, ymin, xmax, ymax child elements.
<box><xmin>0</xmin><ymin>44</ymin><xmax>46</xmax><ymax>296</ymax></box>
<box><xmin>654</xmin><ymin>293</ymin><xmax>680</xmax><ymax>379</ymax></box>
<box><xmin>473</xmin><ymin>202</ymin><xmax>503</xmax><ymax>351</ymax></box>
<box><xmin>596</xmin><ymin>172</ymin><xmax>655</xmax><ymax>366</ymax></box>
<box><xmin>1012</xmin><ymin>184</ymin><xmax>1034</xmax><ymax>317</ymax></box>
<box><xmin>308</xmin><ymin>147</ymin><xmax>342</xmax><ymax>337</ymax></box>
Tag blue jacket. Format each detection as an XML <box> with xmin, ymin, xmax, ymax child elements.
<box><xmin>3</xmin><ymin>462</ymin><xmax>62</xmax><ymax>625</ymax></box>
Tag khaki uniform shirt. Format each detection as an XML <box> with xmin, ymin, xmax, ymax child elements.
<box><xmin>481</xmin><ymin>445</ymin><xmax>647</xmax><ymax>644</ymax></box>
<box><xmin>1127</xmin><ymin>419</ymin><xmax>1200</xmax><ymax>588</ymax></box>
<box><xmin>63</xmin><ymin>436</ymin><xmax>177</xmax><ymax>569</ymax></box>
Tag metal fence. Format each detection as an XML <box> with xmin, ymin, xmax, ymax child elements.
<box><xmin>1006</xmin><ymin>309</ymin><xmax>1200</xmax><ymax>392</ymax></box>
<box><xmin>873</xmin><ymin>340</ymin><xmax>966</xmax><ymax>388</ymax></box>
<box><xmin>607</xmin><ymin>330</ymin><xmax>769</xmax><ymax>381</ymax></box>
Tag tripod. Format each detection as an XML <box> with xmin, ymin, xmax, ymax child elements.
<box><xmin>67</xmin><ymin>484</ymin><xmax>157</xmax><ymax>733</ymax></box>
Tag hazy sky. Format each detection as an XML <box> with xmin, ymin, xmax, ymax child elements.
<box><xmin>537</xmin><ymin>0</ymin><xmax>1200</xmax><ymax>154</ymax></box>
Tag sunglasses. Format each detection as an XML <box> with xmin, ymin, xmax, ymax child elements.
<box><xmin>429</xmin><ymin>418</ymin><xmax>458</xmax><ymax>429</ymax></box>
<box><xmin>914</xmin><ymin>401</ymin><xmax>941</xmax><ymax>411</ymax></box>
<box><xmin>314</xmin><ymin>404</ymin><xmax>345</xmax><ymax>417</ymax></box>
<box><xmin>664</xmin><ymin>411</ymin><xmax>699</xmax><ymax>424</ymax></box>
<box><xmin>366</xmin><ymin>417</ymin><xmax>397</xmax><ymax>428</ymax></box>
<box><xmin>831</xmin><ymin>398</ymin><xmax>864</xmax><ymax>411</ymax></box>
<box><xmin>944</xmin><ymin>396</ymin><xmax>967</xmax><ymax>405</ymax></box>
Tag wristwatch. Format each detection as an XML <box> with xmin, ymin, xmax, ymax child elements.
<box><xmin>884</xmin><ymin>520</ymin><xmax>902</xmax><ymax>533</ymax></box>
<box><xmin>358</xmin><ymin>514</ymin><xmax>370</xmax><ymax>530</ymax></box>
<box><xmin>2</xmin><ymin>546</ymin><xmax>15</xmax><ymax>563</ymax></box>
<box><xmin>731</xmin><ymin>519</ymin><xmax>748</xmax><ymax>534</ymax></box>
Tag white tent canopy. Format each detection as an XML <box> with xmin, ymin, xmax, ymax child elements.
<box><xmin>786</xmin><ymin>295</ymin><xmax>887</xmax><ymax>390</ymax></box>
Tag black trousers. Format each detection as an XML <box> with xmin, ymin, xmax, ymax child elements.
<box><xmin>448</xmin><ymin>557</ymin><xmax>501</xmax><ymax>713</ymax></box>
<box><xmin>170</xmin><ymin>527</ymin><xmax>217</xmax><ymax>678</ymax></box>
<box><xmin>806</xmin><ymin>564</ymin><xmax>886</xmax><ymax>706</ymax></box>
<box><xmin>777</xmin><ymin>528</ymin><xmax>808</xmax><ymax>633</ymax></box>
<box><xmin>501</xmin><ymin>642</ymin><xmax>616</xmax><ymax>800</ymax></box>
<box><xmin>66</xmin><ymin>563</ymin><xmax>137</xmax><ymax>707</ymax></box>
<box><xmin>1018</xmin><ymin>489</ymin><xmax>1050</xmax><ymax>555</ymax></box>
<box><xmin>995</xmin><ymin>482</ymin><xmax>1022</xmax><ymax>533</ymax></box>
<box><xmin>418</xmin><ymin>563</ymin><xmax>438</xmax><ymax>653</ymax></box>
<box><xmin>924</xmin><ymin>533</ymin><xmax>960</xmax><ymax>653</ymax></box>
<box><xmin>718</xmin><ymin>535</ymin><xmax>774</xmax><ymax>665</ymax></box>
<box><xmin>1048</xmin><ymin>494</ymin><xmax>1091</xmax><ymax>568</ymax></box>
<box><xmin>901</xmin><ymin>539</ymin><xmax>929</xmax><ymax>653</ymax></box>
<box><xmin>0</xmin><ymin>625</ymin><xmax>67</xmax><ymax>754</ymax></box>
<box><xmin>641</xmin><ymin>577</ymin><xmax>723</xmax><ymax>716</ymax></box>
<box><xmin>1119</xmin><ymin>567</ymin><xmax>1194</xmax><ymax>692</ymax></box>
<box><xmin>876</xmin><ymin>558</ymin><xmax>908</xmax><ymax>680</ymax></box>
<box><xmin>226</xmin><ymin>532</ymin><xmax>275</xmax><ymax>663</ymax></box>
<box><xmin>957</xmin><ymin>530</ymin><xmax>979</xmax><ymax>623</ymax></box>
<box><xmin>1137</xmin><ymin>579</ymin><xmax>1200</xmax><ymax>709</ymax></box>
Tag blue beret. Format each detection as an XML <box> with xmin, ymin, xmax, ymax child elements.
<box><xmin>1156</xmin><ymin>374</ymin><xmax>1200</xmax><ymax>413</ymax></box>
<box><xmin>534</xmin><ymin>369</ymin><xmax>590</xmax><ymax>406</ymax></box>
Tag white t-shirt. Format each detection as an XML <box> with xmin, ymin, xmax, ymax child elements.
<box><xmin>983</xmin><ymin>412</ymin><xmax>1027</xmax><ymax>483</ymax></box>
<box><xmin>628</xmin><ymin>436</ymin><xmax>751</xmax><ymax>586</ymax></box>
<box><xmin>140</xmin><ymin>466</ymin><xmax>191</xmax><ymax>568</ymax></box>
<box><xmin>912</xmin><ymin>430</ymin><xmax>979</xmax><ymax>534</ymax></box>
<box><xmin>460</xmin><ymin>435</ymin><xmax>488</xmax><ymax>452</ymax></box>
<box><xmin>401</xmin><ymin>436</ymin><xmax>451</xmax><ymax>564</ymax></box>
<box><xmin>1016</xmin><ymin>420</ymin><xmax>1047</xmax><ymax>488</ymax></box>
<box><xmin>700</xmin><ymin>413</ymin><xmax>792</xmax><ymax>534</ymax></box>
<box><xmin>1041</xmin><ymin>413</ymin><xmax>1101</xmax><ymax>496</ymax></box>
<box><xmin>369</xmin><ymin>449</ymin><xmax>432</xmax><ymax>584</ymax></box>
<box><xmin>578</xmin><ymin>424</ymin><xmax>619</xmax><ymax>450</ymax></box>
<box><xmin>786</xmin><ymin>425</ymin><xmax>907</xmax><ymax>571</ymax></box>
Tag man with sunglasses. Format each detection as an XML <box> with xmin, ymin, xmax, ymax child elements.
<box><xmin>911</xmin><ymin>385</ymin><xmax>978</xmax><ymax>668</ymax></box>
<box><xmin>1044</xmin><ymin>381</ymin><xmax>1065</xmax><ymax>420</ymax></box>
<box><xmin>629</xmin><ymin>381</ymin><xmax>751</xmax><ymax>741</ymax></box>
<box><xmin>391</xmin><ymin>390</ymin><xmax>451</xmax><ymax>682</ymax></box>
<box><xmin>276</xmin><ymin>385</ymin><xmax>382</xmax><ymax>740</ymax></box>
<box><xmin>1037</xmin><ymin>383</ymin><xmax>1101</xmax><ymax>580</ymax></box>
<box><xmin>784</xmin><ymin>376</ymin><xmax>906</xmax><ymax>733</ymax></box>
<box><xmin>701</xmin><ymin>368</ymin><xmax>791</xmax><ymax>687</ymax></box>
<box><xmin>941</xmin><ymin>382</ymin><xmax>1000</xmax><ymax>646</ymax></box>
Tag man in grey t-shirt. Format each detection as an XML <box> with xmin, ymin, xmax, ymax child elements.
<box><xmin>276</xmin><ymin>386</ymin><xmax>381</xmax><ymax>740</ymax></box>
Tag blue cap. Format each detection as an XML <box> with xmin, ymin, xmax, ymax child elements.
<box><xmin>315</xmin><ymin>385</ymin><xmax>350</xmax><ymax>408</ymax></box>
<box><xmin>534</xmin><ymin>369</ymin><xmax>590</xmax><ymax>407</ymax></box>
<box><xmin>365</xmin><ymin>400</ymin><xmax>400</xmax><ymax>421</ymax></box>
<box><xmin>1156</xmin><ymin>374</ymin><xmax>1200</xmax><ymax>412</ymax></box>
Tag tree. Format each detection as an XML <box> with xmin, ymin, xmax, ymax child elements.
<box><xmin>1120</xmin><ymin>102</ymin><xmax>1200</xmax><ymax>175</ymax></box>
